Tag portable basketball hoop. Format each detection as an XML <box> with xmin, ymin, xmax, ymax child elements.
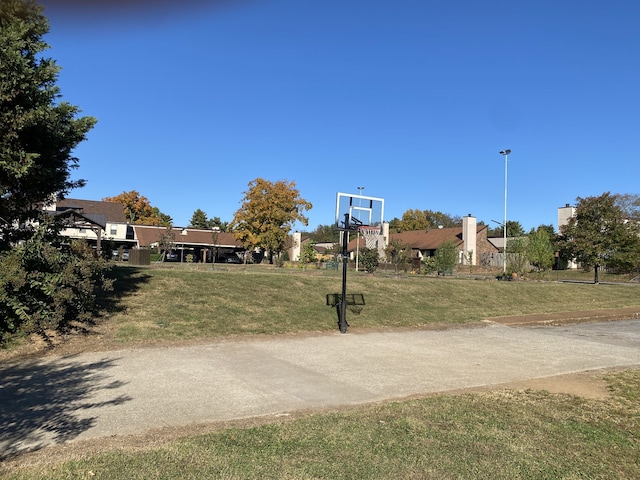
<box><xmin>358</xmin><ymin>225</ymin><xmax>381</xmax><ymax>249</ymax></box>
<box><xmin>332</xmin><ymin>192</ymin><xmax>385</xmax><ymax>333</ymax></box>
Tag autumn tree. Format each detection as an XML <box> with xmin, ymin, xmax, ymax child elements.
<box><xmin>0</xmin><ymin>0</ymin><xmax>96</xmax><ymax>248</ymax></box>
<box><xmin>231</xmin><ymin>178</ymin><xmax>312</xmax><ymax>264</ymax></box>
<box><xmin>102</xmin><ymin>190</ymin><xmax>171</xmax><ymax>226</ymax></box>
<box><xmin>395</xmin><ymin>209</ymin><xmax>460</xmax><ymax>232</ymax></box>
<box><xmin>558</xmin><ymin>192</ymin><xmax>640</xmax><ymax>283</ymax></box>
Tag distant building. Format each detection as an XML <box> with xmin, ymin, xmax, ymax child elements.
<box><xmin>45</xmin><ymin>197</ymin><xmax>136</xmax><ymax>252</ymax></box>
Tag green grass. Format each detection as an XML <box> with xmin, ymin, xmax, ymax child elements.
<box><xmin>100</xmin><ymin>264</ymin><xmax>640</xmax><ymax>345</ymax></box>
<box><xmin>5</xmin><ymin>369</ymin><xmax>640</xmax><ymax>479</ymax></box>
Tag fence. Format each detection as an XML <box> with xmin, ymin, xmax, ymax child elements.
<box><xmin>129</xmin><ymin>248</ymin><xmax>151</xmax><ymax>265</ymax></box>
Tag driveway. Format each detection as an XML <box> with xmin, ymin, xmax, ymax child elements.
<box><xmin>1</xmin><ymin>318</ymin><xmax>640</xmax><ymax>459</ymax></box>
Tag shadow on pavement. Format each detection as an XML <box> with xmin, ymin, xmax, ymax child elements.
<box><xmin>0</xmin><ymin>355</ymin><xmax>130</xmax><ymax>460</ymax></box>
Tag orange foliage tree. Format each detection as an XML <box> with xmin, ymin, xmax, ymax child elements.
<box><xmin>231</xmin><ymin>178</ymin><xmax>312</xmax><ymax>263</ymax></box>
<box><xmin>103</xmin><ymin>190</ymin><xmax>171</xmax><ymax>226</ymax></box>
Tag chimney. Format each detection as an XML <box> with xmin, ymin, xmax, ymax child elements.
<box><xmin>461</xmin><ymin>215</ymin><xmax>477</xmax><ymax>265</ymax></box>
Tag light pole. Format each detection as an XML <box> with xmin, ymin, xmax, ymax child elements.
<box><xmin>355</xmin><ymin>186</ymin><xmax>364</xmax><ymax>271</ymax></box>
<box><xmin>499</xmin><ymin>149</ymin><xmax>511</xmax><ymax>274</ymax></box>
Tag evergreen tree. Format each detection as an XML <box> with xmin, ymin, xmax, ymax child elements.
<box><xmin>0</xmin><ymin>0</ymin><xmax>96</xmax><ymax>248</ymax></box>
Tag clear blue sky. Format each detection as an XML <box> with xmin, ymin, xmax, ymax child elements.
<box><xmin>41</xmin><ymin>0</ymin><xmax>639</xmax><ymax>232</ymax></box>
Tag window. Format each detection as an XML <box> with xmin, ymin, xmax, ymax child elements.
<box><xmin>110</xmin><ymin>225</ymin><xmax>118</xmax><ymax>235</ymax></box>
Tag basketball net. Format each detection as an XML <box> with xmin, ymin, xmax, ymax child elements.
<box><xmin>358</xmin><ymin>226</ymin><xmax>381</xmax><ymax>249</ymax></box>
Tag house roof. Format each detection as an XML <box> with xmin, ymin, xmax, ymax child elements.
<box><xmin>56</xmin><ymin>198</ymin><xmax>127</xmax><ymax>223</ymax></box>
<box><xmin>51</xmin><ymin>209</ymin><xmax>107</xmax><ymax>230</ymax></box>
<box><xmin>134</xmin><ymin>225</ymin><xmax>244</xmax><ymax>248</ymax></box>
<box><xmin>389</xmin><ymin>226</ymin><xmax>479</xmax><ymax>250</ymax></box>
<box><xmin>346</xmin><ymin>224</ymin><xmax>490</xmax><ymax>252</ymax></box>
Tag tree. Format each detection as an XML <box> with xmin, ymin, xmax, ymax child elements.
<box><xmin>395</xmin><ymin>209</ymin><xmax>461</xmax><ymax>232</ymax></box>
<box><xmin>488</xmin><ymin>220</ymin><xmax>525</xmax><ymax>238</ymax></box>
<box><xmin>189</xmin><ymin>208</ymin><xmax>209</xmax><ymax>229</ymax></box>
<box><xmin>434</xmin><ymin>240</ymin><xmax>457</xmax><ymax>275</ymax></box>
<box><xmin>384</xmin><ymin>239</ymin><xmax>412</xmax><ymax>273</ymax></box>
<box><xmin>299</xmin><ymin>241</ymin><xmax>317</xmax><ymax>269</ymax></box>
<box><xmin>558</xmin><ymin>192</ymin><xmax>640</xmax><ymax>283</ymax></box>
<box><xmin>527</xmin><ymin>227</ymin><xmax>555</xmax><ymax>272</ymax></box>
<box><xmin>359</xmin><ymin>247</ymin><xmax>379</xmax><ymax>273</ymax></box>
<box><xmin>231</xmin><ymin>178</ymin><xmax>312</xmax><ymax>264</ymax></box>
<box><xmin>614</xmin><ymin>193</ymin><xmax>640</xmax><ymax>219</ymax></box>
<box><xmin>210</xmin><ymin>216</ymin><xmax>229</xmax><ymax>232</ymax></box>
<box><xmin>188</xmin><ymin>209</ymin><xmax>228</xmax><ymax>231</ymax></box>
<box><xmin>307</xmin><ymin>223</ymin><xmax>340</xmax><ymax>243</ymax></box>
<box><xmin>157</xmin><ymin>225</ymin><xmax>175</xmax><ymax>261</ymax></box>
<box><xmin>102</xmin><ymin>190</ymin><xmax>171</xmax><ymax>226</ymax></box>
<box><xmin>0</xmin><ymin>0</ymin><xmax>96</xmax><ymax>248</ymax></box>
<box><xmin>388</xmin><ymin>217</ymin><xmax>402</xmax><ymax>233</ymax></box>
<box><xmin>0</xmin><ymin>216</ymin><xmax>112</xmax><ymax>345</ymax></box>
<box><xmin>506</xmin><ymin>237</ymin><xmax>528</xmax><ymax>276</ymax></box>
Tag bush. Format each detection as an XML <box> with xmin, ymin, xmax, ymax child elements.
<box><xmin>0</xmin><ymin>235</ymin><xmax>112</xmax><ymax>345</ymax></box>
<box><xmin>359</xmin><ymin>247</ymin><xmax>379</xmax><ymax>273</ymax></box>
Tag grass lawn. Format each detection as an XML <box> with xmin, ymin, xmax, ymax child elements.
<box><xmin>96</xmin><ymin>264</ymin><xmax>640</xmax><ymax>346</ymax></box>
<box><xmin>4</xmin><ymin>369</ymin><xmax>640</xmax><ymax>479</ymax></box>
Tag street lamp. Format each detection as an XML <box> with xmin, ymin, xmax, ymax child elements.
<box><xmin>499</xmin><ymin>149</ymin><xmax>511</xmax><ymax>274</ymax></box>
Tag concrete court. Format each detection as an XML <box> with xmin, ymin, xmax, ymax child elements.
<box><xmin>1</xmin><ymin>319</ymin><xmax>640</xmax><ymax>457</ymax></box>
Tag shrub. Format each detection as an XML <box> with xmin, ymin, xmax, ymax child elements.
<box><xmin>359</xmin><ymin>247</ymin><xmax>380</xmax><ymax>273</ymax></box>
<box><xmin>0</xmin><ymin>235</ymin><xmax>112</xmax><ymax>345</ymax></box>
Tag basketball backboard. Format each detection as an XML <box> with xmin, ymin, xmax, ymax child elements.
<box><xmin>335</xmin><ymin>192</ymin><xmax>384</xmax><ymax>231</ymax></box>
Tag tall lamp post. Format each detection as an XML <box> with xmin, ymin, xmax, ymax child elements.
<box><xmin>499</xmin><ymin>149</ymin><xmax>511</xmax><ymax>274</ymax></box>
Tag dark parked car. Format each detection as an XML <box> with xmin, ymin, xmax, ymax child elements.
<box><xmin>222</xmin><ymin>255</ymin><xmax>242</xmax><ymax>264</ymax></box>
<box><xmin>112</xmin><ymin>249</ymin><xmax>129</xmax><ymax>261</ymax></box>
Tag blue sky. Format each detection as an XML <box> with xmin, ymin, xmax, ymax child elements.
<box><xmin>41</xmin><ymin>0</ymin><xmax>639</xmax><ymax>232</ymax></box>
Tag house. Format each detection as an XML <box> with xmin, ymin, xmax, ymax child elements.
<box><xmin>133</xmin><ymin>225</ymin><xmax>245</xmax><ymax>262</ymax></box>
<box><xmin>45</xmin><ymin>197</ymin><xmax>136</xmax><ymax>252</ymax></box>
<box><xmin>370</xmin><ymin>215</ymin><xmax>499</xmax><ymax>267</ymax></box>
<box><xmin>288</xmin><ymin>232</ymin><xmax>336</xmax><ymax>261</ymax></box>
<box><xmin>45</xmin><ymin>198</ymin><xmax>246</xmax><ymax>262</ymax></box>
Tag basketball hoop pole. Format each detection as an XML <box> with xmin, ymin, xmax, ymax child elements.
<box><xmin>338</xmin><ymin>213</ymin><xmax>350</xmax><ymax>333</ymax></box>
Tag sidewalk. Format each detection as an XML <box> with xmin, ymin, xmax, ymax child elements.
<box><xmin>1</xmin><ymin>317</ymin><xmax>640</xmax><ymax>459</ymax></box>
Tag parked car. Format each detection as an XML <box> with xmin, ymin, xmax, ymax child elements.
<box><xmin>165</xmin><ymin>251</ymin><xmax>179</xmax><ymax>262</ymax></box>
<box><xmin>223</xmin><ymin>254</ymin><xmax>242</xmax><ymax>264</ymax></box>
<box><xmin>112</xmin><ymin>249</ymin><xmax>129</xmax><ymax>261</ymax></box>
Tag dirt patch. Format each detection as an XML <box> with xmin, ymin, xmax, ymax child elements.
<box><xmin>488</xmin><ymin>306</ymin><xmax>640</xmax><ymax>327</ymax></box>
